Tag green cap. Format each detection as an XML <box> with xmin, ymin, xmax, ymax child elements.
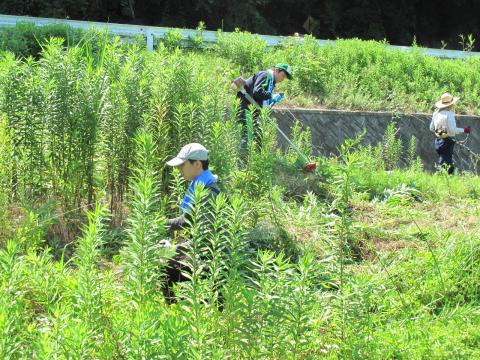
<box><xmin>275</xmin><ymin>63</ymin><xmax>293</xmax><ymax>79</ymax></box>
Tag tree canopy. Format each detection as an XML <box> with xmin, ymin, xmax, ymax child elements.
<box><xmin>1</xmin><ymin>0</ymin><xmax>479</xmax><ymax>49</ymax></box>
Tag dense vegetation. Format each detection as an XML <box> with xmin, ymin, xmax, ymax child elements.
<box><xmin>1</xmin><ymin>28</ymin><xmax>480</xmax><ymax>358</ymax></box>
<box><xmin>2</xmin><ymin>24</ymin><xmax>480</xmax><ymax>115</ymax></box>
<box><xmin>1</xmin><ymin>0</ymin><xmax>479</xmax><ymax>50</ymax></box>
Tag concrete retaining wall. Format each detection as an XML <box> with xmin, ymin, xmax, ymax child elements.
<box><xmin>272</xmin><ymin>108</ymin><xmax>480</xmax><ymax>173</ymax></box>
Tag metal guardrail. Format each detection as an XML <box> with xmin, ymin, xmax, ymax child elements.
<box><xmin>389</xmin><ymin>44</ymin><xmax>480</xmax><ymax>59</ymax></box>
<box><xmin>1</xmin><ymin>13</ymin><xmax>480</xmax><ymax>59</ymax></box>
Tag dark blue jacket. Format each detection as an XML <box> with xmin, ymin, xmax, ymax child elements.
<box><xmin>237</xmin><ymin>70</ymin><xmax>275</xmax><ymax>108</ymax></box>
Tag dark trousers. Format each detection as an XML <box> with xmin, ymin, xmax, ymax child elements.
<box><xmin>163</xmin><ymin>244</ymin><xmax>190</xmax><ymax>303</ymax></box>
<box><xmin>162</xmin><ymin>244</ymin><xmax>224</xmax><ymax>308</ymax></box>
<box><xmin>237</xmin><ymin>94</ymin><xmax>262</xmax><ymax>153</ymax></box>
<box><xmin>435</xmin><ymin>137</ymin><xmax>455</xmax><ymax>174</ymax></box>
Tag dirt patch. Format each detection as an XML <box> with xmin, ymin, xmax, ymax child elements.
<box><xmin>372</xmin><ymin>237</ymin><xmax>421</xmax><ymax>252</ymax></box>
<box><xmin>357</xmin><ymin>235</ymin><xmax>423</xmax><ymax>261</ymax></box>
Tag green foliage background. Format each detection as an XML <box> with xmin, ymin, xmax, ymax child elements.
<box><xmin>0</xmin><ymin>24</ymin><xmax>480</xmax><ymax>359</ymax></box>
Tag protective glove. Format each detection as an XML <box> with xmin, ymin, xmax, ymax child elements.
<box><xmin>464</xmin><ymin>126</ymin><xmax>472</xmax><ymax>134</ymax></box>
<box><xmin>159</xmin><ymin>239</ymin><xmax>176</xmax><ymax>253</ymax></box>
<box><xmin>159</xmin><ymin>239</ymin><xmax>171</xmax><ymax>247</ymax></box>
<box><xmin>271</xmin><ymin>93</ymin><xmax>284</xmax><ymax>104</ymax></box>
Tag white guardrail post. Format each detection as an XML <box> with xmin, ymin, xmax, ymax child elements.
<box><xmin>145</xmin><ymin>29</ymin><xmax>154</xmax><ymax>51</ymax></box>
<box><xmin>1</xmin><ymin>13</ymin><xmax>480</xmax><ymax>59</ymax></box>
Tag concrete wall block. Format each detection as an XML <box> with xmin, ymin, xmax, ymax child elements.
<box><xmin>272</xmin><ymin>108</ymin><xmax>480</xmax><ymax>173</ymax></box>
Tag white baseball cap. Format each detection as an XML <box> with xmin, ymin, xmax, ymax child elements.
<box><xmin>166</xmin><ymin>143</ymin><xmax>209</xmax><ymax>167</ymax></box>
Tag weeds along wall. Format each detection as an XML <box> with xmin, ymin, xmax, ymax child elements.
<box><xmin>273</xmin><ymin>108</ymin><xmax>480</xmax><ymax>173</ymax></box>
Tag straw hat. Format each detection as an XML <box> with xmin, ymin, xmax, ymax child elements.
<box><xmin>435</xmin><ymin>93</ymin><xmax>459</xmax><ymax>109</ymax></box>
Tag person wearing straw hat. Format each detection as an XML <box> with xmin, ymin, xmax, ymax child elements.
<box><xmin>236</xmin><ymin>63</ymin><xmax>293</xmax><ymax>152</ymax></box>
<box><xmin>430</xmin><ymin>93</ymin><xmax>472</xmax><ymax>174</ymax></box>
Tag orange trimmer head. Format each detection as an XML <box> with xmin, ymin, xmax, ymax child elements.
<box><xmin>303</xmin><ymin>162</ymin><xmax>317</xmax><ymax>172</ymax></box>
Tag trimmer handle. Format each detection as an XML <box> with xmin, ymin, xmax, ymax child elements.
<box><xmin>230</xmin><ymin>76</ymin><xmax>247</xmax><ymax>92</ymax></box>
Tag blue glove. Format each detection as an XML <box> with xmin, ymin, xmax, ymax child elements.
<box><xmin>271</xmin><ymin>93</ymin><xmax>284</xmax><ymax>104</ymax></box>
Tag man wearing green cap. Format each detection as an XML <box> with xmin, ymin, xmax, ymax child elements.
<box><xmin>236</xmin><ymin>63</ymin><xmax>293</xmax><ymax>152</ymax></box>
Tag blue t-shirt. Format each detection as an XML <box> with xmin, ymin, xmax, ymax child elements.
<box><xmin>180</xmin><ymin>169</ymin><xmax>218</xmax><ymax>214</ymax></box>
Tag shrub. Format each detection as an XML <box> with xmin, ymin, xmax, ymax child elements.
<box><xmin>0</xmin><ymin>115</ymin><xmax>13</xmax><ymax>208</ymax></box>
<box><xmin>215</xmin><ymin>29</ymin><xmax>268</xmax><ymax>73</ymax></box>
<box><xmin>0</xmin><ymin>22</ymin><xmax>83</xmax><ymax>58</ymax></box>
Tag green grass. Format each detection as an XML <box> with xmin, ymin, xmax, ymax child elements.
<box><xmin>2</xmin><ymin>24</ymin><xmax>480</xmax><ymax>114</ymax></box>
<box><xmin>2</xmin><ymin>125</ymin><xmax>480</xmax><ymax>358</ymax></box>
<box><xmin>0</xmin><ymin>28</ymin><xmax>480</xmax><ymax>358</ymax></box>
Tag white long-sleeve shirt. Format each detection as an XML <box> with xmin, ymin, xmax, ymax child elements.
<box><xmin>430</xmin><ymin>109</ymin><xmax>464</xmax><ymax>138</ymax></box>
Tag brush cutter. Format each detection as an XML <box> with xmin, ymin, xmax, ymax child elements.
<box><xmin>231</xmin><ymin>76</ymin><xmax>317</xmax><ymax>173</ymax></box>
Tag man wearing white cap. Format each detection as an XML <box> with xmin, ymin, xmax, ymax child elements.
<box><xmin>166</xmin><ymin>142</ymin><xmax>220</xmax><ymax>230</ymax></box>
<box><xmin>430</xmin><ymin>93</ymin><xmax>472</xmax><ymax>174</ymax></box>
<box><xmin>162</xmin><ymin>143</ymin><xmax>220</xmax><ymax>300</ymax></box>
